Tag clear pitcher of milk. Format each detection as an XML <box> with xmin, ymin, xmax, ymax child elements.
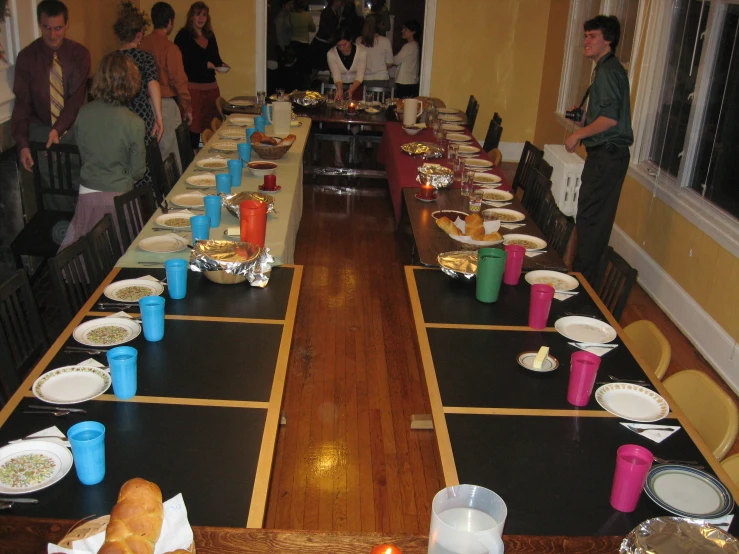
<box><xmin>428</xmin><ymin>485</ymin><xmax>507</xmax><ymax>554</ymax></box>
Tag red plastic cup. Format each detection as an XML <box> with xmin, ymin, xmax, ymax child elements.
<box><xmin>239</xmin><ymin>200</ymin><xmax>267</xmax><ymax>247</ymax></box>
<box><xmin>263</xmin><ymin>174</ymin><xmax>277</xmax><ymax>190</ymax></box>
<box><xmin>610</xmin><ymin>444</ymin><xmax>653</xmax><ymax>512</ymax></box>
<box><xmin>567</xmin><ymin>350</ymin><xmax>602</xmax><ymax>406</ymax></box>
<box><xmin>503</xmin><ymin>244</ymin><xmax>526</xmax><ymax>285</ymax></box>
<box><xmin>528</xmin><ymin>284</ymin><xmax>555</xmax><ymax>329</ymax></box>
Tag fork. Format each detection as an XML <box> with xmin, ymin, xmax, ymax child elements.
<box><xmin>23</xmin><ymin>410</ymin><xmax>70</xmax><ymax>417</ymax></box>
<box><xmin>609</xmin><ymin>375</ymin><xmax>648</xmax><ymax>384</ymax></box>
<box><xmin>654</xmin><ymin>456</ymin><xmax>702</xmax><ymax>467</ymax></box>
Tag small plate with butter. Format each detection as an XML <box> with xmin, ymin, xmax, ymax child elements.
<box><xmin>517</xmin><ymin>347</ymin><xmax>558</xmax><ymax>372</ymax></box>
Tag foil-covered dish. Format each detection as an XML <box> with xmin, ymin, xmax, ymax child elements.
<box><xmin>401</xmin><ymin>142</ymin><xmax>443</xmax><ymax>158</ymax></box>
<box><xmin>418</xmin><ymin>163</ymin><xmax>454</xmax><ymax>188</ymax></box>
<box><xmin>620</xmin><ymin>517</ymin><xmax>739</xmax><ymax>554</ymax></box>
<box><xmin>189</xmin><ymin>240</ymin><xmax>273</xmax><ymax>287</ymax></box>
<box><xmin>223</xmin><ymin>191</ymin><xmax>276</xmax><ymax>218</ymax></box>
<box><xmin>284</xmin><ymin>90</ymin><xmax>325</xmax><ymax>108</ymax></box>
<box><xmin>438</xmin><ymin>251</ymin><xmax>477</xmax><ymax>279</ymax></box>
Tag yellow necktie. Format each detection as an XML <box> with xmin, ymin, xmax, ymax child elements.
<box><xmin>50</xmin><ymin>53</ymin><xmax>64</xmax><ymax>125</ymax></box>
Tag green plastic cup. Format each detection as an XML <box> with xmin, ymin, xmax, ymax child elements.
<box><xmin>476</xmin><ymin>248</ymin><xmax>507</xmax><ymax>303</ymax></box>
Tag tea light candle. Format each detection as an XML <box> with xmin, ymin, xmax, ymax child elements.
<box><xmin>420</xmin><ymin>184</ymin><xmax>434</xmax><ymax>199</ymax></box>
<box><xmin>348</xmin><ymin>101</ymin><xmax>357</xmax><ymax>114</ymax></box>
<box><xmin>371</xmin><ymin>544</ymin><xmax>402</xmax><ymax>554</ymax></box>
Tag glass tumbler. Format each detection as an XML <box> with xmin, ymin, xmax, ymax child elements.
<box><xmin>448</xmin><ymin>143</ymin><xmax>460</xmax><ymax>163</ymax></box>
<box><xmin>461</xmin><ymin>167</ymin><xmax>474</xmax><ymax>197</ymax></box>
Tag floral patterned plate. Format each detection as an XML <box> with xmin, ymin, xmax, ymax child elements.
<box><xmin>33</xmin><ymin>365</ymin><xmax>111</xmax><ymax>404</ymax></box>
<box><xmin>72</xmin><ymin>318</ymin><xmax>141</xmax><ymax>347</ymax></box>
<box><xmin>0</xmin><ymin>441</ymin><xmax>73</xmax><ymax>494</ymax></box>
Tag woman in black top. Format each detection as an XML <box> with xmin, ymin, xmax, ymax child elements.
<box><xmin>175</xmin><ymin>2</ymin><xmax>228</xmax><ymax>149</ymax></box>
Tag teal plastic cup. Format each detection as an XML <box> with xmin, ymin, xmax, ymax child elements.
<box><xmin>228</xmin><ymin>159</ymin><xmax>242</xmax><ymax>187</ymax></box>
<box><xmin>215</xmin><ymin>173</ymin><xmax>231</xmax><ymax>195</ymax></box>
<box><xmin>68</xmin><ymin>421</ymin><xmax>106</xmax><ymax>485</ymax></box>
<box><xmin>139</xmin><ymin>295</ymin><xmax>165</xmax><ymax>341</ymax></box>
<box><xmin>238</xmin><ymin>142</ymin><xmax>251</xmax><ymax>164</ymax></box>
<box><xmin>203</xmin><ymin>195</ymin><xmax>222</xmax><ymax>227</ymax></box>
<box><xmin>106</xmin><ymin>346</ymin><xmax>137</xmax><ymax>399</ymax></box>
<box><xmin>190</xmin><ymin>214</ymin><xmax>210</xmax><ymax>242</ymax></box>
<box><xmin>247</xmin><ymin>127</ymin><xmax>258</xmax><ymax>142</ymax></box>
<box><xmin>254</xmin><ymin>115</ymin><xmax>266</xmax><ymax>133</ymax></box>
<box><xmin>165</xmin><ymin>258</ymin><xmax>188</xmax><ymax>300</ymax></box>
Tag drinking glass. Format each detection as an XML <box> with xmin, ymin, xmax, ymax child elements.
<box><xmin>438</xmin><ymin>130</ymin><xmax>448</xmax><ymax>157</ymax></box>
<box><xmin>276</xmin><ymin>88</ymin><xmax>285</xmax><ymax>101</ymax></box>
<box><xmin>461</xmin><ymin>168</ymin><xmax>474</xmax><ymax>197</ymax></box>
<box><xmin>433</xmin><ymin>118</ymin><xmax>442</xmax><ymax>140</ymax></box>
<box><xmin>453</xmin><ymin>157</ymin><xmax>464</xmax><ymax>186</ymax></box>
<box><xmin>257</xmin><ymin>90</ymin><xmax>266</xmax><ymax>106</ymax></box>
<box><xmin>448</xmin><ymin>143</ymin><xmax>460</xmax><ymax>163</ymax></box>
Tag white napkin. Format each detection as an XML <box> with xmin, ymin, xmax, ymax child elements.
<box><xmin>699</xmin><ymin>514</ymin><xmax>734</xmax><ymax>531</ymax></box>
<box><xmin>620</xmin><ymin>422</ymin><xmax>681</xmax><ymax>443</ymax></box>
<box><xmin>79</xmin><ymin>358</ymin><xmax>106</xmax><ymax>368</ymax></box>
<box><xmin>482</xmin><ymin>201</ymin><xmax>512</xmax><ymax>207</ymax></box>
<box><xmin>48</xmin><ymin>493</ymin><xmax>194</xmax><ymax>554</ymax></box>
<box><xmin>10</xmin><ymin>425</ymin><xmax>69</xmax><ymax>448</ymax></box>
<box><xmin>500</xmin><ymin>223</ymin><xmax>526</xmax><ymax>230</ymax></box>
<box><xmin>169</xmin><ymin>209</ymin><xmax>194</xmax><ymax>216</ymax></box>
<box><xmin>525</xmin><ymin>251</ymin><xmax>544</xmax><ymax>258</ymax></box>
<box><xmin>138</xmin><ymin>275</ymin><xmax>161</xmax><ymax>283</ymax></box>
<box><xmin>106</xmin><ymin>312</ymin><xmax>133</xmax><ymax>319</ymax></box>
<box><xmin>554</xmin><ymin>292</ymin><xmax>577</xmax><ymax>301</ymax></box>
<box><xmin>453</xmin><ymin>218</ymin><xmax>501</xmax><ymax>234</ymax></box>
<box><xmin>570</xmin><ymin>343</ymin><xmax>617</xmax><ymax>356</ymax></box>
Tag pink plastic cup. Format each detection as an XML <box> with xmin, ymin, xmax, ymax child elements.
<box><xmin>528</xmin><ymin>284</ymin><xmax>555</xmax><ymax>329</ymax></box>
<box><xmin>503</xmin><ymin>244</ymin><xmax>526</xmax><ymax>285</ymax></box>
<box><xmin>610</xmin><ymin>444</ymin><xmax>653</xmax><ymax>512</ymax></box>
<box><xmin>567</xmin><ymin>350</ymin><xmax>602</xmax><ymax>406</ymax></box>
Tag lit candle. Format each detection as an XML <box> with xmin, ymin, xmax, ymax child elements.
<box><xmin>370</xmin><ymin>544</ymin><xmax>402</xmax><ymax>554</ymax></box>
<box><xmin>348</xmin><ymin>101</ymin><xmax>357</xmax><ymax>114</ymax></box>
<box><xmin>421</xmin><ymin>184</ymin><xmax>434</xmax><ymax>199</ymax></box>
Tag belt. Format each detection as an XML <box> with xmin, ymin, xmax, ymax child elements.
<box><xmin>586</xmin><ymin>143</ymin><xmax>627</xmax><ymax>154</ymax></box>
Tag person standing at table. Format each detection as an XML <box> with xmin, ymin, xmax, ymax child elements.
<box><xmin>11</xmin><ymin>0</ymin><xmax>90</xmax><ymax>211</ymax></box>
<box><xmin>358</xmin><ymin>14</ymin><xmax>392</xmax><ymax>90</ymax></box>
<box><xmin>564</xmin><ymin>15</ymin><xmax>633</xmax><ymax>284</ymax></box>
<box><xmin>115</xmin><ymin>6</ymin><xmax>163</xmax><ymax>190</ymax></box>
<box><xmin>140</xmin><ymin>1</ymin><xmax>193</xmax><ymax>172</ymax></box>
<box><xmin>175</xmin><ymin>2</ymin><xmax>228</xmax><ymax>150</ymax></box>
<box><xmin>393</xmin><ymin>20</ymin><xmax>420</xmax><ymax>98</ymax></box>
<box><xmin>289</xmin><ymin>0</ymin><xmax>316</xmax><ymax>90</ymax></box>
<box><xmin>58</xmin><ymin>52</ymin><xmax>146</xmax><ymax>251</ymax></box>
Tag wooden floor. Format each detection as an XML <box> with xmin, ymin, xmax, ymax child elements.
<box><xmin>264</xmin><ymin>163</ymin><xmax>739</xmax><ymax>532</ymax></box>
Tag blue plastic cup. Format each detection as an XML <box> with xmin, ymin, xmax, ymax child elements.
<box><xmin>215</xmin><ymin>173</ymin><xmax>231</xmax><ymax>195</ymax></box>
<box><xmin>106</xmin><ymin>346</ymin><xmax>137</xmax><ymax>399</ymax></box>
<box><xmin>254</xmin><ymin>115</ymin><xmax>266</xmax><ymax>133</ymax></box>
<box><xmin>237</xmin><ymin>142</ymin><xmax>251</xmax><ymax>164</ymax></box>
<box><xmin>203</xmin><ymin>195</ymin><xmax>222</xmax><ymax>228</ymax></box>
<box><xmin>261</xmin><ymin>104</ymin><xmax>270</xmax><ymax>119</ymax></box>
<box><xmin>228</xmin><ymin>159</ymin><xmax>243</xmax><ymax>187</ymax></box>
<box><xmin>139</xmin><ymin>295</ymin><xmax>165</xmax><ymax>342</ymax></box>
<box><xmin>165</xmin><ymin>258</ymin><xmax>188</xmax><ymax>300</ymax></box>
<box><xmin>190</xmin><ymin>214</ymin><xmax>210</xmax><ymax>242</ymax></box>
<box><xmin>68</xmin><ymin>421</ymin><xmax>106</xmax><ymax>485</ymax></box>
<box><xmin>246</xmin><ymin>127</ymin><xmax>258</xmax><ymax>142</ymax></box>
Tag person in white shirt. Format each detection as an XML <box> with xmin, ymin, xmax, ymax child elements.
<box><xmin>393</xmin><ymin>19</ymin><xmax>421</xmax><ymax>98</ymax></box>
<box><xmin>357</xmin><ymin>14</ymin><xmax>392</xmax><ymax>90</ymax></box>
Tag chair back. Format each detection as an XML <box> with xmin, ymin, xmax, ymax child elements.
<box><xmin>164</xmin><ymin>153</ymin><xmax>181</xmax><ymax>193</ymax></box>
<box><xmin>721</xmin><ymin>453</ymin><xmax>739</xmax><ymax>486</ymax></box>
<box><xmin>540</xmin><ymin>192</ymin><xmax>575</xmax><ymax>258</ymax></box>
<box><xmin>664</xmin><ymin>370</ymin><xmax>739</xmax><ymax>460</ymax></box>
<box><xmin>216</xmin><ymin>96</ymin><xmax>228</xmax><ymax>120</ymax></box>
<box><xmin>176</xmin><ymin>120</ymin><xmax>195</xmax><ymax>169</ymax></box>
<box><xmin>201</xmin><ymin>128</ymin><xmax>214</xmax><ymax>145</ymax></box>
<box><xmin>623</xmin><ymin>320</ymin><xmax>671</xmax><ymax>380</ymax></box>
<box><xmin>48</xmin><ymin>236</ymin><xmax>100</xmax><ymax>323</ymax></box>
<box><xmin>29</xmin><ymin>142</ymin><xmax>81</xmax><ymax>211</ymax></box>
<box><xmin>482</xmin><ymin>118</ymin><xmax>503</xmax><ymax>153</ymax></box>
<box><xmin>522</xmin><ymin>169</ymin><xmax>552</xmax><ymax>228</ymax></box>
<box><xmin>364</xmin><ymin>85</ymin><xmax>393</xmax><ymax>104</ymax></box>
<box><xmin>146</xmin><ymin>140</ymin><xmax>169</xmax><ymax>206</ymax></box>
<box><xmin>511</xmin><ymin>141</ymin><xmax>544</xmax><ymax>194</ymax></box>
<box><xmin>210</xmin><ymin>117</ymin><xmax>223</xmax><ymax>133</ymax></box>
<box><xmin>114</xmin><ymin>184</ymin><xmax>157</xmax><ymax>251</ymax></box>
<box><xmin>593</xmin><ymin>246</ymin><xmax>637</xmax><ymax>321</ymax></box>
<box><xmin>321</xmin><ymin>82</ymin><xmax>351</xmax><ymax>98</ymax></box>
<box><xmin>0</xmin><ymin>270</ymin><xmax>47</xmax><ymax>403</ymax></box>
<box><xmin>492</xmin><ymin>112</ymin><xmax>502</xmax><ymax>126</ymax></box>
<box><xmin>86</xmin><ymin>213</ymin><xmax>122</xmax><ymax>278</ymax></box>
<box><xmin>465</xmin><ymin>95</ymin><xmax>480</xmax><ymax>133</ymax></box>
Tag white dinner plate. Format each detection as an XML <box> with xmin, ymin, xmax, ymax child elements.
<box><xmin>644</xmin><ymin>464</ymin><xmax>734</xmax><ymax>518</ymax></box>
<box><xmin>473</xmin><ymin>173</ymin><xmax>502</xmax><ymax>185</ymax></box>
<box><xmin>463</xmin><ymin>158</ymin><xmax>494</xmax><ymax>169</ymax></box>
<box><xmin>185</xmin><ymin>173</ymin><xmax>216</xmax><ymax>188</ymax></box>
<box><xmin>502</xmin><ymin>234</ymin><xmax>547</xmax><ymax>251</ymax></box>
<box><xmin>73</xmin><ymin>317</ymin><xmax>141</xmax><ymax>347</ymax></box>
<box><xmin>517</xmin><ymin>351</ymin><xmax>559</xmax><ymax>372</ymax></box>
<box><xmin>0</xmin><ymin>441</ymin><xmax>73</xmax><ymax>494</ymax></box>
<box><xmin>554</xmin><ymin>315</ymin><xmax>617</xmax><ymax>343</ymax></box>
<box><xmin>138</xmin><ymin>235</ymin><xmax>189</xmax><ymax>254</ymax></box>
<box><xmin>227</xmin><ymin>116</ymin><xmax>254</xmax><ymax>126</ymax></box>
<box><xmin>438</xmin><ymin>108</ymin><xmax>459</xmax><ymax>114</ymax></box>
<box><xmin>104</xmin><ymin>279</ymin><xmax>164</xmax><ymax>302</ymax></box>
<box><xmin>525</xmin><ymin>270</ymin><xmax>579</xmax><ymax>292</ymax></box>
<box><xmin>33</xmin><ymin>365</ymin><xmax>111</xmax><ymax>404</ymax></box>
<box><xmin>448</xmin><ymin>232</ymin><xmax>504</xmax><ymax>247</ymax></box>
<box><xmin>155</xmin><ymin>213</ymin><xmax>195</xmax><ymax>229</ymax></box>
<box><xmin>171</xmin><ymin>192</ymin><xmax>206</xmax><ymax>208</ymax></box>
<box><xmin>439</xmin><ymin>114</ymin><xmax>463</xmax><ymax>122</ymax></box>
<box><xmin>458</xmin><ymin>145</ymin><xmax>481</xmax><ymax>157</ymax></box>
<box><xmin>229</xmin><ymin>99</ymin><xmax>254</xmax><ymax>107</ymax></box>
<box><xmin>482</xmin><ymin>208</ymin><xmax>525</xmax><ymax>223</ymax></box>
<box><xmin>209</xmin><ymin>140</ymin><xmax>238</xmax><ymax>152</ymax></box>
<box><xmin>218</xmin><ymin>128</ymin><xmax>246</xmax><ymax>140</ymax></box>
<box><xmin>480</xmin><ymin>190</ymin><xmax>514</xmax><ymax>202</ymax></box>
<box><xmin>441</xmin><ymin>123</ymin><xmax>464</xmax><ymax>132</ymax></box>
<box><xmin>594</xmin><ymin>383</ymin><xmax>670</xmax><ymax>422</ymax></box>
<box><xmin>446</xmin><ymin>133</ymin><xmax>472</xmax><ymax>142</ymax></box>
<box><xmin>195</xmin><ymin>157</ymin><xmax>228</xmax><ymax>171</ymax></box>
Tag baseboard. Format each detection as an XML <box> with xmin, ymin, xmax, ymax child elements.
<box><xmin>498</xmin><ymin>142</ymin><xmax>524</xmax><ymax>164</ymax></box>
<box><xmin>610</xmin><ymin>225</ymin><xmax>739</xmax><ymax>394</ymax></box>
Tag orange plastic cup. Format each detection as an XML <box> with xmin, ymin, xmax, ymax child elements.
<box><xmin>239</xmin><ymin>200</ymin><xmax>267</xmax><ymax>247</ymax></box>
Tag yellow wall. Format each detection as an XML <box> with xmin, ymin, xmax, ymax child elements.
<box><xmin>139</xmin><ymin>0</ymin><xmax>256</xmax><ymax>99</ymax></box>
<box><xmin>429</xmin><ymin>0</ymin><xmax>551</xmax><ymax>144</ymax></box>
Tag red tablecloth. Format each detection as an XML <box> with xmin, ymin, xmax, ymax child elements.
<box><xmin>378</xmin><ymin>123</ymin><xmax>510</xmax><ymax>224</ymax></box>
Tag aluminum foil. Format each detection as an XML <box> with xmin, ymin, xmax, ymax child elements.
<box><xmin>419</xmin><ymin>163</ymin><xmax>454</xmax><ymax>188</ymax></box>
<box><xmin>223</xmin><ymin>191</ymin><xmax>276</xmax><ymax>218</ymax></box>
<box><xmin>620</xmin><ymin>517</ymin><xmax>739</xmax><ymax>554</ymax></box>
<box><xmin>400</xmin><ymin>142</ymin><xmax>443</xmax><ymax>158</ymax></box>
<box><xmin>189</xmin><ymin>240</ymin><xmax>274</xmax><ymax>287</ymax></box>
<box><xmin>438</xmin><ymin>251</ymin><xmax>477</xmax><ymax>279</ymax></box>
<box><xmin>288</xmin><ymin>90</ymin><xmax>325</xmax><ymax>108</ymax></box>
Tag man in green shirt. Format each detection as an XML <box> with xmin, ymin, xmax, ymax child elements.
<box><xmin>565</xmin><ymin>15</ymin><xmax>633</xmax><ymax>284</ymax></box>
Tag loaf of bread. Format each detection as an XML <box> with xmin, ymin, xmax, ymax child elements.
<box><xmin>480</xmin><ymin>231</ymin><xmax>503</xmax><ymax>242</ymax></box>
<box><xmin>464</xmin><ymin>214</ymin><xmax>484</xmax><ymax>237</ymax></box>
<box><xmin>98</xmin><ymin>478</ymin><xmax>164</xmax><ymax>554</ymax></box>
<box><xmin>436</xmin><ymin>216</ymin><xmax>462</xmax><ymax>236</ymax></box>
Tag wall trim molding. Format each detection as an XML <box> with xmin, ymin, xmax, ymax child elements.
<box><xmin>418</xmin><ymin>0</ymin><xmax>437</xmax><ymax>96</ymax></box>
<box><xmin>499</xmin><ymin>141</ymin><xmax>524</xmax><ymax>164</ymax></box>
<box><xmin>255</xmin><ymin>0</ymin><xmax>267</xmax><ymax>93</ymax></box>
<box><xmin>610</xmin><ymin>225</ymin><xmax>739</xmax><ymax>395</ymax></box>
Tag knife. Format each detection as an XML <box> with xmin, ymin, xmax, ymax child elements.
<box><xmin>0</xmin><ymin>497</ymin><xmax>38</xmax><ymax>504</ymax></box>
<box><xmin>568</xmin><ymin>342</ymin><xmax>618</xmax><ymax>348</ymax></box>
<box><xmin>28</xmin><ymin>404</ymin><xmax>87</xmax><ymax>413</ymax></box>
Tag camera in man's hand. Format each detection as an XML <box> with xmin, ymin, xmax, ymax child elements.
<box><xmin>565</xmin><ymin>107</ymin><xmax>584</xmax><ymax>122</ymax></box>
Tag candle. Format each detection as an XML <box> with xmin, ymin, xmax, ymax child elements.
<box><xmin>420</xmin><ymin>184</ymin><xmax>434</xmax><ymax>199</ymax></box>
<box><xmin>348</xmin><ymin>101</ymin><xmax>357</xmax><ymax>114</ymax></box>
<box><xmin>370</xmin><ymin>544</ymin><xmax>402</xmax><ymax>554</ymax></box>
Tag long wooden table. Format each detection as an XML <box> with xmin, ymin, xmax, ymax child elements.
<box><xmin>0</xmin><ymin>263</ymin><xmax>302</xmax><ymax>529</ymax></box>
<box><xmin>405</xmin><ymin>266</ymin><xmax>738</xmax><ymax>538</ymax></box>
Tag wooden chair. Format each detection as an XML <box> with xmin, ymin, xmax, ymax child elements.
<box><xmin>210</xmin><ymin>117</ymin><xmax>223</xmax><ymax>133</ymax></box>
<box><xmin>86</xmin><ymin>213</ymin><xmax>122</xmax><ymax>279</ymax></box>
<box><xmin>48</xmin><ymin>236</ymin><xmax>100</xmax><ymax>324</ymax></box>
<box><xmin>482</xmin><ymin>117</ymin><xmax>503</xmax><ymax>153</ymax></box>
<box><xmin>592</xmin><ymin>246</ymin><xmax>637</xmax><ymax>321</ymax></box>
<box><xmin>114</xmin><ymin>184</ymin><xmax>157</xmax><ymax>251</ymax></box>
<box><xmin>201</xmin><ymin>128</ymin><xmax>214</xmax><ymax>145</ymax></box>
<box><xmin>511</xmin><ymin>141</ymin><xmax>545</xmax><ymax>196</ymax></box>
<box><xmin>216</xmin><ymin>96</ymin><xmax>228</xmax><ymax>120</ymax></box>
<box><xmin>176</xmin><ymin>120</ymin><xmax>195</xmax><ymax>169</ymax></box>
<box><xmin>358</xmin><ymin>85</ymin><xmax>394</xmax><ymax>151</ymax></box>
<box><xmin>146</xmin><ymin>140</ymin><xmax>169</xmax><ymax>207</ymax></box>
<box><xmin>664</xmin><ymin>370</ymin><xmax>739</xmax><ymax>460</ymax></box>
<box><xmin>10</xmin><ymin>142</ymin><xmax>81</xmax><ymax>272</ymax></box>
<box><xmin>314</xmin><ymin>82</ymin><xmax>355</xmax><ymax>163</ymax></box>
<box><xmin>363</xmin><ymin>85</ymin><xmax>394</xmax><ymax>104</ymax></box>
<box><xmin>465</xmin><ymin>95</ymin><xmax>480</xmax><ymax>133</ymax></box>
<box><xmin>522</xmin><ymin>169</ymin><xmax>553</xmax><ymax>229</ymax></box>
<box><xmin>623</xmin><ymin>320</ymin><xmax>671</xmax><ymax>380</ymax></box>
<box><xmin>492</xmin><ymin>111</ymin><xmax>502</xmax><ymax>125</ymax></box>
<box><xmin>721</xmin><ymin>453</ymin><xmax>739</xmax><ymax>486</ymax></box>
<box><xmin>164</xmin><ymin>152</ymin><xmax>181</xmax><ymax>193</ymax></box>
<box><xmin>0</xmin><ymin>270</ymin><xmax>47</xmax><ymax>404</ymax></box>
<box><xmin>540</xmin><ymin>192</ymin><xmax>575</xmax><ymax>259</ymax></box>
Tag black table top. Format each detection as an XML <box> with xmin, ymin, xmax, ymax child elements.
<box><xmin>0</xmin><ymin>398</ymin><xmax>265</xmax><ymax>527</ymax></box>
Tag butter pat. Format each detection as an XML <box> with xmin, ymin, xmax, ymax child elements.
<box><xmin>226</xmin><ymin>226</ymin><xmax>240</xmax><ymax>236</ymax></box>
<box><xmin>533</xmin><ymin>346</ymin><xmax>549</xmax><ymax>369</ymax></box>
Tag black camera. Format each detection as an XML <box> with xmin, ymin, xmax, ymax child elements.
<box><xmin>565</xmin><ymin>107</ymin><xmax>584</xmax><ymax>122</ymax></box>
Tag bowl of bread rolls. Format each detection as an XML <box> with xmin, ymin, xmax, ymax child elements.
<box><xmin>250</xmin><ymin>131</ymin><xmax>295</xmax><ymax>160</ymax></box>
<box><xmin>435</xmin><ymin>213</ymin><xmax>504</xmax><ymax>248</ymax></box>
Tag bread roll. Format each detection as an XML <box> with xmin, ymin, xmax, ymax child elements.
<box><xmin>464</xmin><ymin>214</ymin><xmax>484</xmax><ymax>237</ymax></box>
<box><xmin>480</xmin><ymin>231</ymin><xmax>503</xmax><ymax>242</ymax></box>
<box><xmin>99</xmin><ymin>478</ymin><xmax>164</xmax><ymax>554</ymax></box>
<box><xmin>436</xmin><ymin>217</ymin><xmax>462</xmax><ymax>236</ymax></box>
